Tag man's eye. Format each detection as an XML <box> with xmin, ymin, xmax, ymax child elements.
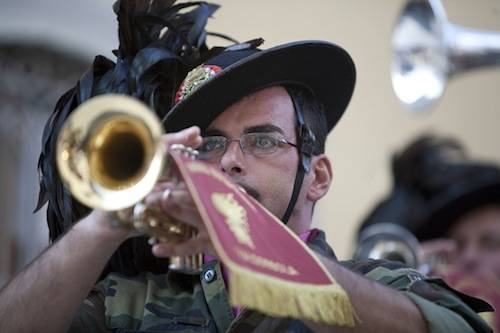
<box><xmin>200</xmin><ymin>139</ymin><xmax>223</xmax><ymax>152</ymax></box>
<box><xmin>254</xmin><ymin>135</ymin><xmax>276</xmax><ymax>149</ymax></box>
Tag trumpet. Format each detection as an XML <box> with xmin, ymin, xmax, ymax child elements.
<box><xmin>56</xmin><ymin>94</ymin><xmax>202</xmax><ymax>273</ymax></box>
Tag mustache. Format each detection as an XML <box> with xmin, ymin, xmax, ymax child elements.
<box><xmin>237</xmin><ymin>182</ymin><xmax>261</xmax><ymax>202</ymax></box>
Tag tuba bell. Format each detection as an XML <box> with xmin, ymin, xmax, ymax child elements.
<box><xmin>391</xmin><ymin>0</ymin><xmax>500</xmax><ymax>112</ymax></box>
<box><xmin>56</xmin><ymin>94</ymin><xmax>202</xmax><ymax>273</ymax></box>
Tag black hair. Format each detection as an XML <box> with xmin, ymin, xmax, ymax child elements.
<box><xmin>284</xmin><ymin>85</ymin><xmax>328</xmax><ymax>155</ymax></box>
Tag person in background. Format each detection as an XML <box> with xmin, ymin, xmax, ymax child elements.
<box><xmin>359</xmin><ymin>134</ymin><xmax>500</xmax><ymax>331</ymax></box>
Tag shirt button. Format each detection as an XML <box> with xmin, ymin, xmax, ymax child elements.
<box><xmin>203</xmin><ymin>269</ymin><xmax>216</xmax><ymax>283</ymax></box>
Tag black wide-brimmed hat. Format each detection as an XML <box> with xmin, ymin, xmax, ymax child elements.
<box><xmin>358</xmin><ymin>135</ymin><xmax>500</xmax><ymax>242</ymax></box>
<box><xmin>362</xmin><ymin>164</ymin><xmax>500</xmax><ymax>242</ymax></box>
<box><xmin>415</xmin><ymin>164</ymin><xmax>500</xmax><ymax>241</ymax></box>
<box><xmin>163</xmin><ymin>40</ymin><xmax>356</xmax><ymax>133</ymax></box>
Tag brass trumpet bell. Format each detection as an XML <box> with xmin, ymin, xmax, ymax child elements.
<box><xmin>56</xmin><ymin>94</ymin><xmax>203</xmax><ymax>273</ymax></box>
<box><xmin>56</xmin><ymin>94</ymin><xmax>165</xmax><ymax>211</ymax></box>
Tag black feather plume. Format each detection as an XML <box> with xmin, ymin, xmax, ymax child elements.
<box><xmin>35</xmin><ymin>0</ymin><xmax>230</xmax><ymax>279</ymax></box>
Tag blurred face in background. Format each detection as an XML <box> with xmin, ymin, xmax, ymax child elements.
<box><xmin>447</xmin><ymin>204</ymin><xmax>500</xmax><ymax>278</ymax></box>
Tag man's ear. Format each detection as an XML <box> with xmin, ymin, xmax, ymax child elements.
<box><xmin>306</xmin><ymin>154</ymin><xmax>333</xmax><ymax>202</ymax></box>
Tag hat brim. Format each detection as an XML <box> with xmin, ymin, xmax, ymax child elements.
<box><xmin>416</xmin><ymin>182</ymin><xmax>500</xmax><ymax>241</ymax></box>
<box><xmin>163</xmin><ymin>40</ymin><xmax>356</xmax><ymax>133</ymax></box>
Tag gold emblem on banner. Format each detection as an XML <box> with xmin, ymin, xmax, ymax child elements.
<box><xmin>212</xmin><ymin>192</ymin><xmax>255</xmax><ymax>249</ymax></box>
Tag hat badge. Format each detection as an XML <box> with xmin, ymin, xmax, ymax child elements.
<box><xmin>175</xmin><ymin>64</ymin><xmax>222</xmax><ymax>104</ymax></box>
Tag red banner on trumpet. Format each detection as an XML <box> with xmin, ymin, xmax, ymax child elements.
<box><xmin>170</xmin><ymin>151</ymin><xmax>356</xmax><ymax>326</ymax></box>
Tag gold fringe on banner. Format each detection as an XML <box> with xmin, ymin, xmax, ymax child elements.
<box><xmin>227</xmin><ymin>264</ymin><xmax>358</xmax><ymax>327</ymax></box>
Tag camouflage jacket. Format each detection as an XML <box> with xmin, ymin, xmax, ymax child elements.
<box><xmin>69</xmin><ymin>230</ymin><xmax>493</xmax><ymax>333</ymax></box>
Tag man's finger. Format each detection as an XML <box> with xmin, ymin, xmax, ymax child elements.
<box><xmin>162</xmin><ymin>126</ymin><xmax>202</xmax><ymax>149</ymax></box>
<box><xmin>143</xmin><ymin>186</ymin><xmax>203</xmax><ymax>231</ymax></box>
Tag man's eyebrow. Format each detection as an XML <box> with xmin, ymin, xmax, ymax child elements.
<box><xmin>203</xmin><ymin>124</ymin><xmax>285</xmax><ymax>137</ymax></box>
<box><xmin>203</xmin><ymin>128</ymin><xmax>227</xmax><ymax>137</ymax></box>
<box><xmin>243</xmin><ymin>124</ymin><xmax>284</xmax><ymax>135</ymax></box>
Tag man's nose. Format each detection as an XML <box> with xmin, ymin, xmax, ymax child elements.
<box><xmin>219</xmin><ymin>140</ymin><xmax>246</xmax><ymax>176</ymax></box>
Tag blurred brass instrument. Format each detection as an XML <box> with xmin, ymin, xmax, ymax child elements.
<box><xmin>56</xmin><ymin>94</ymin><xmax>202</xmax><ymax>273</ymax></box>
<box><xmin>354</xmin><ymin>223</ymin><xmax>421</xmax><ymax>270</ymax></box>
<box><xmin>392</xmin><ymin>0</ymin><xmax>500</xmax><ymax>112</ymax></box>
<box><xmin>354</xmin><ymin>223</ymin><xmax>451</xmax><ymax>275</ymax></box>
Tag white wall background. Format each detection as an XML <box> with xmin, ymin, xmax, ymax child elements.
<box><xmin>1</xmin><ymin>0</ymin><xmax>499</xmax><ymax>264</ymax></box>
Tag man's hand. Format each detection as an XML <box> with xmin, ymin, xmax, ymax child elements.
<box><xmin>144</xmin><ymin>178</ymin><xmax>217</xmax><ymax>259</ymax></box>
<box><xmin>152</xmin><ymin>125</ymin><xmax>216</xmax><ymax>258</ymax></box>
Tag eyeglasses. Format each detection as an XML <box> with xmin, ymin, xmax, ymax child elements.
<box><xmin>198</xmin><ymin>132</ymin><xmax>297</xmax><ymax>161</ymax></box>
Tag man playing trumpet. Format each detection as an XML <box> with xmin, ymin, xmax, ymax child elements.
<box><xmin>0</xmin><ymin>1</ymin><xmax>493</xmax><ymax>332</ymax></box>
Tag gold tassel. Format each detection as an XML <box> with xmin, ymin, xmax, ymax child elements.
<box><xmin>228</xmin><ymin>264</ymin><xmax>358</xmax><ymax>327</ymax></box>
